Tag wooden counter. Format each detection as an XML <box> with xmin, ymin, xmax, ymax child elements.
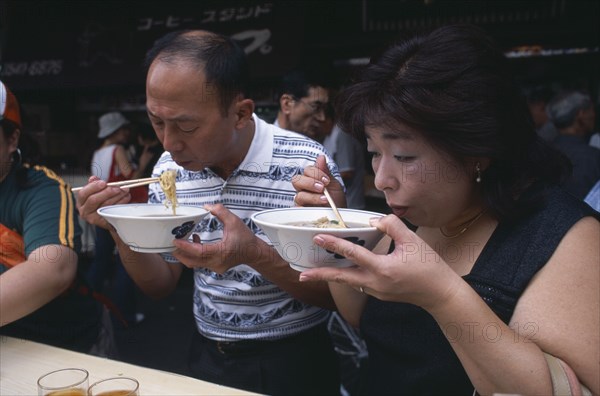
<box><xmin>0</xmin><ymin>336</ymin><xmax>259</xmax><ymax>395</ymax></box>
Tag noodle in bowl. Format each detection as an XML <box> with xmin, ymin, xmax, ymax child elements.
<box><xmin>251</xmin><ymin>207</ymin><xmax>388</xmax><ymax>272</ymax></box>
<box><xmin>97</xmin><ymin>204</ymin><xmax>209</xmax><ymax>253</ymax></box>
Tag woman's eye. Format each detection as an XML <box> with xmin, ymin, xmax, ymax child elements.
<box><xmin>367</xmin><ymin>151</ymin><xmax>380</xmax><ymax>159</ymax></box>
<box><xmin>394</xmin><ymin>155</ymin><xmax>415</xmax><ymax>162</ymax></box>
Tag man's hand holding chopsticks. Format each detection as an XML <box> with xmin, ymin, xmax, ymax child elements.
<box><xmin>75</xmin><ymin>176</ymin><xmax>132</xmax><ymax>230</ymax></box>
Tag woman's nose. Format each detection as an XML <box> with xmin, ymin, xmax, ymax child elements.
<box><xmin>373</xmin><ymin>159</ymin><xmax>398</xmax><ymax>192</ymax></box>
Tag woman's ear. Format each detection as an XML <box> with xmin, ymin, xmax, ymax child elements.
<box><xmin>466</xmin><ymin>157</ymin><xmax>491</xmax><ymax>171</ymax></box>
<box><xmin>477</xmin><ymin>157</ymin><xmax>491</xmax><ymax>171</ymax></box>
<box><xmin>234</xmin><ymin>98</ymin><xmax>255</xmax><ymax>129</ymax></box>
<box><xmin>466</xmin><ymin>156</ymin><xmax>491</xmax><ymax>183</ymax></box>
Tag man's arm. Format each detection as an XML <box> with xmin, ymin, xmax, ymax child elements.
<box><xmin>172</xmin><ymin>204</ymin><xmax>336</xmax><ymax>310</ymax></box>
<box><xmin>111</xmin><ymin>228</ymin><xmax>183</xmax><ymax>299</ymax></box>
<box><xmin>77</xmin><ymin>177</ymin><xmax>182</xmax><ymax>299</ymax></box>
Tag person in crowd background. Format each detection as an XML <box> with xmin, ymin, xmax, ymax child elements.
<box><xmin>274</xmin><ymin>68</ymin><xmax>331</xmax><ymax>143</ymax></box>
<box><xmin>133</xmin><ymin>122</ymin><xmax>163</xmax><ymax>180</ymax></box>
<box><xmin>526</xmin><ymin>84</ymin><xmax>558</xmax><ymax>142</ymax></box>
<box><xmin>0</xmin><ymin>80</ymin><xmax>116</xmax><ymax>357</ymax></box>
<box><xmin>87</xmin><ymin>111</ymin><xmax>144</xmax><ymax>328</ymax></box>
<box><xmin>76</xmin><ymin>30</ymin><xmax>345</xmax><ymax>396</ymax></box>
<box><xmin>588</xmin><ymin>91</ymin><xmax>600</xmax><ymax>150</ymax></box>
<box><xmin>547</xmin><ymin>90</ymin><xmax>600</xmax><ymax>200</ymax></box>
<box><xmin>585</xmin><ymin>180</ymin><xmax>600</xmax><ymax>212</ymax></box>
<box><xmin>124</xmin><ymin>122</ymin><xmax>165</xmax><ymax>204</ymax></box>
<box><xmin>293</xmin><ymin>24</ymin><xmax>599</xmax><ymax>395</ymax></box>
<box><xmin>590</xmin><ymin>131</ymin><xmax>600</xmax><ymax>149</ymax></box>
<box><xmin>322</xmin><ymin>103</ymin><xmax>366</xmax><ymax>210</ymax></box>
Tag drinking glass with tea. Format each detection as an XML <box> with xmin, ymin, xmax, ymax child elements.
<box><xmin>37</xmin><ymin>368</ymin><xmax>89</xmax><ymax>396</ymax></box>
<box><xmin>87</xmin><ymin>377</ymin><xmax>139</xmax><ymax>396</ymax></box>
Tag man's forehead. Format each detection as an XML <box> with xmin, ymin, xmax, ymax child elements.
<box><xmin>305</xmin><ymin>86</ymin><xmax>329</xmax><ymax>102</ymax></box>
<box><xmin>146</xmin><ymin>61</ymin><xmax>219</xmax><ymax>103</ymax></box>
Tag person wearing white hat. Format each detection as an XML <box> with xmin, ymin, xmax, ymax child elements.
<box><xmin>97</xmin><ymin>111</ymin><xmax>130</xmax><ymax>139</ymax></box>
<box><xmin>88</xmin><ymin>111</ymin><xmax>144</xmax><ymax>328</ymax></box>
<box><xmin>0</xmin><ymin>81</ymin><xmax>22</xmax><ymax>130</ymax></box>
<box><xmin>0</xmin><ymin>80</ymin><xmax>116</xmax><ymax>356</ymax></box>
<box><xmin>92</xmin><ymin>111</ymin><xmax>134</xmax><ymax>181</ymax></box>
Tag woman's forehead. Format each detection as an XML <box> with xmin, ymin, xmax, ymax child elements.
<box><xmin>365</xmin><ymin>124</ymin><xmax>417</xmax><ymax>141</ymax></box>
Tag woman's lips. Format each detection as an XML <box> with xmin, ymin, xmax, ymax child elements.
<box><xmin>389</xmin><ymin>205</ymin><xmax>408</xmax><ymax>217</ymax></box>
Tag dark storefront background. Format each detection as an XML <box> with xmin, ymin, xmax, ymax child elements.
<box><xmin>0</xmin><ymin>0</ymin><xmax>598</xmax><ymax>172</ymax></box>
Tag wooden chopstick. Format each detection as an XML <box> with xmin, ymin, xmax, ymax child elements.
<box><xmin>71</xmin><ymin>177</ymin><xmax>159</xmax><ymax>192</ymax></box>
<box><xmin>323</xmin><ymin>188</ymin><xmax>348</xmax><ymax>228</ymax></box>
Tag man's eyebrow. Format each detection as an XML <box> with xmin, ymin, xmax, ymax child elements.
<box><xmin>146</xmin><ymin>110</ymin><xmax>195</xmax><ymax>122</ymax></box>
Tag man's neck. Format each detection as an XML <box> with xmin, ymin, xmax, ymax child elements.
<box><xmin>275</xmin><ymin>113</ymin><xmax>289</xmax><ymax>130</ymax></box>
<box><xmin>212</xmin><ymin>118</ymin><xmax>256</xmax><ymax>180</ymax></box>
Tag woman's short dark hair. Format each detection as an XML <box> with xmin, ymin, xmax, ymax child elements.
<box><xmin>144</xmin><ymin>30</ymin><xmax>249</xmax><ymax>116</ymax></box>
<box><xmin>336</xmin><ymin>24</ymin><xmax>569</xmax><ymax>220</ymax></box>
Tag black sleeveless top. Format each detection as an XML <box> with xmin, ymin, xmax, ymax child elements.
<box><xmin>360</xmin><ymin>187</ymin><xmax>599</xmax><ymax>395</ymax></box>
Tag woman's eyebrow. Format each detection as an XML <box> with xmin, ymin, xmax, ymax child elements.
<box><xmin>366</xmin><ymin>130</ymin><xmax>414</xmax><ymax>141</ymax></box>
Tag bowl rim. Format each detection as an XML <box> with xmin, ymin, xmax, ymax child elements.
<box><xmin>250</xmin><ymin>207</ymin><xmax>385</xmax><ymax>231</ymax></box>
<box><xmin>97</xmin><ymin>203</ymin><xmax>208</xmax><ymax>220</ymax></box>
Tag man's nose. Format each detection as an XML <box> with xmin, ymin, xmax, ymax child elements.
<box><xmin>161</xmin><ymin>127</ymin><xmax>182</xmax><ymax>152</ymax></box>
<box><xmin>314</xmin><ymin>108</ymin><xmax>326</xmax><ymax>121</ymax></box>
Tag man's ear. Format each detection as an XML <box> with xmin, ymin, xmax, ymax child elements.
<box><xmin>234</xmin><ymin>98</ymin><xmax>255</xmax><ymax>128</ymax></box>
<box><xmin>280</xmin><ymin>94</ymin><xmax>295</xmax><ymax>115</ymax></box>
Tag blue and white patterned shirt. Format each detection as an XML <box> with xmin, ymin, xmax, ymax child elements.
<box><xmin>149</xmin><ymin>114</ymin><xmax>341</xmax><ymax>341</ymax></box>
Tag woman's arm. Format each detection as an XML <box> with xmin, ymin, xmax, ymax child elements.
<box><xmin>0</xmin><ymin>245</ymin><xmax>77</xmax><ymax>326</ymax></box>
<box><xmin>300</xmin><ymin>215</ymin><xmax>599</xmax><ymax>395</ymax></box>
<box><xmin>114</xmin><ymin>145</ymin><xmax>136</xmax><ymax>179</ymax></box>
<box><xmin>131</xmin><ymin>144</ymin><xmax>156</xmax><ymax>179</ymax></box>
<box><xmin>326</xmin><ymin>282</ymin><xmax>367</xmax><ymax>327</ymax></box>
<box><xmin>427</xmin><ymin>217</ymin><xmax>599</xmax><ymax>394</ymax></box>
<box><xmin>508</xmin><ymin>216</ymin><xmax>599</xmax><ymax>393</ymax></box>
<box><xmin>299</xmin><ymin>237</ymin><xmax>393</xmax><ymax>326</ymax></box>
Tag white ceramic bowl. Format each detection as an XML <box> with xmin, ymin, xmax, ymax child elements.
<box><xmin>97</xmin><ymin>204</ymin><xmax>209</xmax><ymax>253</ymax></box>
<box><xmin>251</xmin><ymin>207</ymin><xmax>386</xmax><ymax>272</ymax></box>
